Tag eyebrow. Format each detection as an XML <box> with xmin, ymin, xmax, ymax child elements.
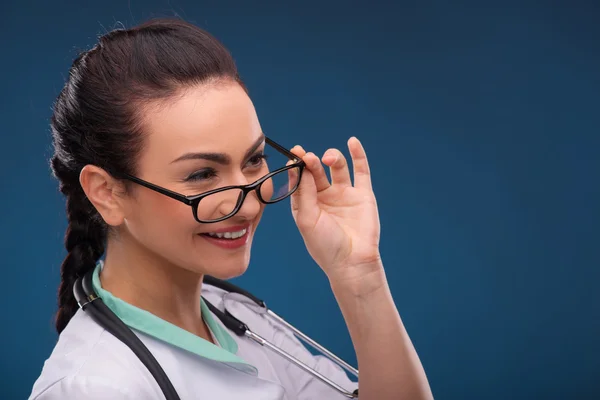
<box><xmin>170</xmin><ymin>133</ymin><xmax>266</xmax><ymax>165</ymax></box>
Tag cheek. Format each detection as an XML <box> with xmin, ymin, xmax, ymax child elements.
<box><xmin>130</xmin><ymin>191</ymin><xmax>197</xmax><ymax>236</ymax></box>
<box><xmin>156</xmin><ymin>195</ymin><xmax>196</xmax><ymax>229</ymax></box>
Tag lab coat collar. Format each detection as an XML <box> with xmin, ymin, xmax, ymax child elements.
<box><xmin>91</xmin><ymin>261</ymin><xmax>257</xmax><ymax>375</ymax></box>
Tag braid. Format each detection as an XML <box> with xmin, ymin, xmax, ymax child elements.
<box><xmin>53</xmin><ymin>157</ymin><xmax>106</xmax><ymax>333</ymax></box>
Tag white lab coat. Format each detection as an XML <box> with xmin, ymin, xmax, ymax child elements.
<box><xmin>29</xmin><ymin>263</ymin><xmax>358</xmax><ymax>399</ymax></box>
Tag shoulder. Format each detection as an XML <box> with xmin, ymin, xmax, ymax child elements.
<box><xmin>202</xmin><ymin>281</ymin><xmax>291</xmax><ymax>353</ymax></box>
<box><xmin>202</xmin><ymin>281</ymin><xmax>358</xmax><ymax>400</ymax></box>
<box><xmin>29</xmin><ymin>310</ymin><xmax>159</xmax><ymax>400</ymax></box>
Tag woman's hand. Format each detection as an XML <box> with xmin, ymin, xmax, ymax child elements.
<box><xmin>290</xmin><ymin>138</ymin><xmax>434</xmax><ymax>400</ymax></box>
<box><xmin>290</xmin><ymin>137</ymin><xmax>383</xmax><ymax>287</ymax></box>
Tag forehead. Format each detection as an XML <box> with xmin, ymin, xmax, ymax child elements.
<box><xmin>139</xmin><ymin>81</ymin><xmax>262</xmax><ymax>169</ymax></box>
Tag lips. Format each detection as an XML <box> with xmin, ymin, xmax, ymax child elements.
<box><xmin>205</xmin><ymin>227</ymin><xmax>247</xmax><ymax>239</ymax></box>
<box><xmin>198</xmin><ymin>224</ymin><xmax>251</xmax><ymax>249</ymax></box>
<box><xmin>200</xmin><ymin>224</ymin><xmax>250</xmax><ymax>235</ymax></box>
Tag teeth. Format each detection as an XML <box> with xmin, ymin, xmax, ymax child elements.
<box><xmin>206</xmin><ymin>228</ymin><xmax>247</xmax><ymax>239</ymax></box>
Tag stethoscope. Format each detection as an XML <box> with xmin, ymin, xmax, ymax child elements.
<box><xmin>73</xmin><ymin>269</ymin><xmax>359</xmax><ymax>400</ymax></box>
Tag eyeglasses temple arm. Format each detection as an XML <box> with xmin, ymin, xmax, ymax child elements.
<box><xmin>265</xmin><ymin>137</ymin><xmax>305</xmax><ymax>164</ymax></box>
<box><xmin>123</xmin><ymin>174</ymin><xmax>193</xmax><ymax>205</ymax></box>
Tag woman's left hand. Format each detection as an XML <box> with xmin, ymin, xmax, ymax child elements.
<box><xmin>290</xmin><ymin>137</ymin><xmax>383</xmax><ymax>285</ymax></box>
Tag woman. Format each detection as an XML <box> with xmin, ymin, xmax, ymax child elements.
<box><xmin>30</xmin><ymin>18</ymin><xmax>433</xmax><ymax>400</ymax></box>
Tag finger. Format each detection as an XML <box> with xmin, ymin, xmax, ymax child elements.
<box><xmin>348</xmin><ymin>137</ymin><xmax>372</xmax><ymax>189</ymax></box>
<box><xmin>290</xmin><ymin>165</ymin><xmax>320</xmax><ymax>230</ymax></box>
<box><xmin>290</xmin><ymin>145</ymin><xmax>307</xmax><ymax>160</ymax></box>
<box><xmin>302</xmin><ymin>152</ymin><xmax>330</xmax><ymax>192</ymax></box>
<box><xmin>322</xmin><ymin>148</ymin><xmax>352</xmax><ymax>187</ymax></box>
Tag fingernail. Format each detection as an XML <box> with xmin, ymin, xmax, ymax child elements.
<box><xmin>323</xmin><ymin>155</ymin><xmax>336</xmax><ymax>164</ymax></box>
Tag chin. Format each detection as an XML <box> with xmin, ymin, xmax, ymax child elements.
<box><xmin>190</xmin><ymin>231</ymin><xmax>255</xmax><ymax>280</ymax></box>
<box><xmin>208</xmin><ymin>263</ymin><xmax>249</xmax><ymax>280</ymax></box>
<box><xmin>198</xmin><ymin>253</ymin><xmax>250</xmax><ymax>280</ymax></box>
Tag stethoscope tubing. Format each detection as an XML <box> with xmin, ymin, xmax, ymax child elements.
<box><xmin>243</xmin><ymin>329</ymin><xmax>357</xmax><ymax>398</ymax></box>
<box><xmin>74</xmin><ymin>274</ymin><xmax>181</xmax><ymax>400</ymax></box>
<box><xmin>75</xmin><ymin>270</ymin><xmax>359</xmax><ymax>399</ymax></box>
<box><xmin>204</xmin><ymin>293</ymin><xmax>359</xmax><ymax>398</ymax></box>
<box><xmin>266</xmin><ymin>309</ymin><xmax>359</xmax><ymax>378</ymax></box>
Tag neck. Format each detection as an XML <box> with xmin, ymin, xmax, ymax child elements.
<box><xmin>100</xmin><ymin>233</ymin><xmax>213</xmax><ymax>343</ymax></box>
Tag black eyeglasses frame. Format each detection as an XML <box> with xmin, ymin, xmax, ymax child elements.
<box><xmin>120</xmin><ymin>137</ymin><xmax>305</xmax><ymax>224</ymax></box>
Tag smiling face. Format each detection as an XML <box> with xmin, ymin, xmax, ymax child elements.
<box><xmin>121</xmin><ymin>80</ymin><xmax>270</xmax><ymax>279</ymax></box>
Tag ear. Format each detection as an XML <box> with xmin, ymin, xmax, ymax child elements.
<box><xmin>79</xmin><ymin>165</ymin><xmax>127</xmax><ymax>227</ymax></box>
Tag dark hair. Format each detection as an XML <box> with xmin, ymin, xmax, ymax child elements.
<box><xmin>51</xmin><ymin>18</ymin><xmax>244</xmax><ymax>334</ymax></box>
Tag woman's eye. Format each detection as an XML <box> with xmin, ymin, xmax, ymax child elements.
<box><xmin>185</xmin><ymin>168</ymin><xmax>217</xmax><ymax>182</ymax></box>
<box><xmin>247</xmin><ymin>153</ymin><xmax>268</xmax><ymax>168</ymax></box>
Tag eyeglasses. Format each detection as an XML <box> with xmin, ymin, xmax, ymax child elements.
<box><xmin>121</xmin><ymin>137</ymin><xmax>305</xmax><ymax>224</ymax></box>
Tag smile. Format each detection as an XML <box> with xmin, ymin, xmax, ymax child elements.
<box><xmin>205</xmin><ymin>228</ymin><xmax>247</xmax><ymax>239</ymax></box>
<box><xmin>199</xmin><ymin>225</ymin><xmax>251</xmax><ymax>250</ymax></box>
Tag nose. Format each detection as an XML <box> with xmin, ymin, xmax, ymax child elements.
<box><xmin>216</xmin><ymin>173</ymin><xmax>263</xmax><ymax>221</ymax></box>
<box><xmin>229</xmin><ymin>189</ymin><xmax>262</xmax><ymax>221</ymax></box>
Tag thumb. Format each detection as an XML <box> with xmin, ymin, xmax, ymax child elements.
<box><xmin>290</xmin><ymin>166</ymin><xmax>319</xmax><ymax>229</ymax></box>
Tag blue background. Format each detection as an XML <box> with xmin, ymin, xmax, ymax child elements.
<box><xmin>1</xmin><ymin>1</ymin><xmax>599</xmax><ymax>399</ymax></box>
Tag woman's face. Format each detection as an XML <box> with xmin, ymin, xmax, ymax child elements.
<box><xmin>123</xmin><ymin>81</ymin><xmax>269</xmax><ymax>279</ymax></box>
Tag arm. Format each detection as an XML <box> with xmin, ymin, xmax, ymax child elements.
<box><xmin>289</xmin><ymin>137</ymin><xmax>433</xmax><ymax>400</ymax></box>
<box><xmin>330</xmin><ymin>265</ymin><xmax>432</xmax><ymax>400</ymax></box>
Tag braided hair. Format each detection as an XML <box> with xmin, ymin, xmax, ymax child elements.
<box><xmin>51</xmin><ymin>18</ymin><xmax>243</xmax><ymax>333</ymax></box>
